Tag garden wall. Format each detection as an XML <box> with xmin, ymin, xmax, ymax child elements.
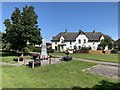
<box><xmin>105</xmin><ymin>50</ymin><xmax>111</xmax><ymax>54</ymax></box>
<box><xmin>73</xmin><ymin>50</ymin><xmax>89</xmax><ymax>53</ymax></box>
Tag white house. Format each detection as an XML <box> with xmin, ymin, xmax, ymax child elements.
<box><xmin>51</xmin><ymin>30</ymin><xmax>105</xmax><ymax>52</ymax></box>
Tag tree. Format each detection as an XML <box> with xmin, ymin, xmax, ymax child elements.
<box><xmin>4</xmin><ymin>6</ymin><xmax>42</xmax><ymax>51</ymax></box>
<box><xmin>99</xmin><ymin>35</ymin><xmax>113</xmax><ymax>50</ymax></box>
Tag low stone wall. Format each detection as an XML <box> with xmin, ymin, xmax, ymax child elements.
<box><xmin>73</xmin><ymin>50</ymin><xmax>89</xmax><ymax>53</ymax></box>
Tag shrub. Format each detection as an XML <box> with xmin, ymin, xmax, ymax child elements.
<box><xmin>27</xmin><ymin>44</ymin><xmax>35</xmax><ymax>52</ymax></box>
<box><xmin>111</xmin><ymin>49</ymin><xmax>118</xmax><ymax>54</ymax></box>
<box><xmin>97</xmin><ymin>45</ymin><xmax>103</xmax><ymax>50</ymax></box>
<box><xmin>88</xmin><ymin>46</ymin><xmax>92</xmax><ymax>50</ymax></box>
<box><xmin>81</xmin><ymin>47</ymin><xmax>89</xmax><ymax>50</ymax></box>
<box><xmin>23</xmin><ymin>47</ymin><xmax>30</xmax><ymax>54</ymax></box>
<box><xmin>33</xmin><ymin>47</ymin><xmax>41</xmax><ymax>52</ymax></box>
<box><xmin>47</xmin><ymin>47</ymin><xmax>54</xmax><ymax>53</ymax></box>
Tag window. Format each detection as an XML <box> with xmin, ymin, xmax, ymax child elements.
<box><xmin>78</xmin><ymin>46</ymin><xmax>81</xmax><ymax>50</ymax></box>
<box><xmin>84</xmin><ymin>39</ymin><xmax>86</xmax><ymax>43</ymax></box>
<box><xmin>70</xmin><ymin>41</ymin><xmax>72</xmax><ymax>45</ymax></box>
<box><xmin>78</xmin><ymin>39</ymin><xmax>81</xmax><ymax>44</ymax></box>
<box><xmin>61</xmin><ymin>39</ymin><xmax>64</xmax><ymax>43</ymax></box>
<box><xmin>55</xmin><ymin>46</ymin><xmax>57</xmax><ymax>51</ymax></box>
<box><xmin>55</xmin><ymin>42</ymin><xmax>57</xmax><ymax>45</ymax></box>
<box><xmin>70</xmin><ymin>46</ymin><xmax>72</xmax><ymax>49</ymax></box>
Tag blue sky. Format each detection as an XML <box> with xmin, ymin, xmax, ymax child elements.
<box><xmin>2</xmin><ymin>2</ymin><xmax>118</xmax><ymax>42</ymax></box>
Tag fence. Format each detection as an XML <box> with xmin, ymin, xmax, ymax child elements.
<box><xmin>89</xmin><ymin>50</ymin><xmax>102</xmax><ymax>54</ymax></box>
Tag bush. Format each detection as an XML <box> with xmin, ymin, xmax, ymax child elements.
<box><xmin>33</xmin><ymin>47</ymin><xmax>41</xmax><ymax>52</ymax></box>
<box><xmin>111</xmin><ymin>49</ymin><xmax>118</xmax><ymax>54</ymax></box>
<box><xmin>23</xmin><ymin>47</ymin><xmax>30</xmax><ymax>54</ymax></box>
<box><xmin>97</xmin><ymin>45</ymin><xmax>103</xmax><ymax>50</ymax></box>
<box><xmin>81</xmin><ymin>47</ymin><xmax>89</xmax><ymax>50</ymax></box>
<box><xmin>47</xmin><ymin>47</ymin><xmax>54</xmax><ymax>53</ymax></box>
<box><xmin>27</xmin><ymin>44</ymin><xmax>34</xmax><ymax>52</ymax></box>
<box><xmin>27</xmin><ymin>44</ymin><xmax>41</xmax><ymax>52</ymax></box>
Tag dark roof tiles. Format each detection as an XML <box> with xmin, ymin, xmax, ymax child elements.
<box><xmin>52</xmin><ymin>31</ymin><xmax>104</xmax><ymax>42</ymax></box>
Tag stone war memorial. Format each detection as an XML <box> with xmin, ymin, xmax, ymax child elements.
<box><xmin>40</xmin><ymin>38</ymin><xmax>48</xmax><ymax>60</ymax></box>
<box><xmin>29</xmin><ymin>38</ymin><xmax>49</xmax><ymax>68</ymax></box>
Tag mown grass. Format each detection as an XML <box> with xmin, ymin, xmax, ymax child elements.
<box><xmin>2</xmin><ymin>60</ymin><xmax>119</xmax><ymax>88</ymax></box>
<box><xmin>51</xmin><ymin>52</ymin><xmax>119</xmax><ymax>63</ymax></box>
<box><xmin>0</xmin><ymin>51</ymin><xmax>32</xmax><ymax>64</ymax></box>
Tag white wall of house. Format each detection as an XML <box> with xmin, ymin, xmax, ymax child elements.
<box><xmin>52</xmin><ymin>35</ymin><xmax>105</xmax><ymax>51</ymax></box>
<box><xmin>75</xmin><ymin>34</ymin><xmax>88</xmax><ymax>49</ymax></box>
<box><xmin>100</xmin><ymin>35</ymin><xmax>104</xmax><ymax>41</ymax></box>
<box><xmin>87</xmin><ymin>42</ymin><xmax>100</xmax><ymax>50</ymax></box>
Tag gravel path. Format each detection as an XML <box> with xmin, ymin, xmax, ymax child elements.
<box><xmin>84</xmin><ymin>64</ymin><xmax>120</xmax><ymax>80</ymax></box>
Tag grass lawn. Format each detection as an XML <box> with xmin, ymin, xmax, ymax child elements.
<box><xmin>51</xmin><ymin>52</ymin><xmax>119</xmax><ymax>63</ymax></box>
<box><xmin>2</xmin><ymin>60</ymin><xmax>119</xmax><ymax>88</ymax></box>
<box><xmin>0</xmin><ymin>56</ymin><xmax>19</xmax><ymax>64</ymax></box>
<box><xmin>0</xmin><ymin>51</ymin><xmax>18</xmax><ymax>64</ymax></box>
<box><xmin>0</xmin><ymin>51</ymin><xmax>31</xmax><ymax>64</ymax></box>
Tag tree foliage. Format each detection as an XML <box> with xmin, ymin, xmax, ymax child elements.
<box><xmin>3</xmin><ymin>6</ymin><xmax>42</xmax><ymax>51</ymax></box>
<box><xmin>99</xmin><ymin>35</ymin><xmax>113</xmax><ymax>50</ymax></box>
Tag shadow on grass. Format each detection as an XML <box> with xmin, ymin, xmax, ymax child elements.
<box><xmin>1</xmin><ymin>50</ymin><xmax>22</xmax><ymax>57</ymax></box>
<box><xmin>1</xmin><ymin>80</ymin><xmax>120</xmax><ymax>90</ymax></box>
<box><xmin>72</xmin><ymin>80</ymin><xmax>120</xmax><ymax>90</ymax></box>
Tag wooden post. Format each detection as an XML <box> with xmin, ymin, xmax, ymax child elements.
<box><xmin>32</xmin><ymin>60</ymin><xmax>34</xmax><ymax>68</ymax></box>
<box><xmin>49</xmin><ymin>57</ymin><xmax>51</xmax><ymax>65</ymax></box>
<box><xmin>48</xmin><ymin>55</ymin><xmax>52</xmax><ymax>65</ymax></box>
<box><xmin>24</xmin><ymin>59</ymin><xmax>25</xmax><ymax>65</ymax></box>
<box><xmin>17</xmin><ymin>58</ymin><xmax>19</xmax><ymax>63</ymax></box>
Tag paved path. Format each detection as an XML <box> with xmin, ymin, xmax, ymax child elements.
<box><xmin>84</xmin><ymin>64</ymin><xmax>120</xmax><ymax>80</ymax></box>
<box><xmin>53</xmin><ymin>55</ymin><xmax>120</xmax><ymax>67</ymax></box>
<box><xmin>0</xmin><ymin>62</ymin><xmax>23</xmax><ymax>66</ymax></box>
<box><xmin>0</xmin><ymin>58</ymin><xmax>62</xmax><ymax>67</ymax></box>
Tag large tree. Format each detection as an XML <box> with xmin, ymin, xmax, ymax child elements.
<box><xmin>4</xmin><ymin>6</ymin><xmax>42</xmax><ymax>51</ymax></box>
<box><xmin>99</xmin><ymin>35</ymin><xmax>113</xmax><ymax>50</ymax></box>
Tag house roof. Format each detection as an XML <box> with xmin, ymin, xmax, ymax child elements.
<box><xmin>52</xmin><ymin>31</ymin><xmax>105</xmax><ymax>42</ymax></box>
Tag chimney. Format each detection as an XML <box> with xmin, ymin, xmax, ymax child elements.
<box><xmin>93</xmin><ymin>29</ymin><xmax>95</xmax><ymax>34</ymax></box>
<box><xmin>65</xmin><ymin>28</ymin><xmax>67</xmax><ymax>34</ymax></box>
<box><xmin>79</xmin><ymin>29</ymin><xmax>82</xmax><ymax>34</ymax></box>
